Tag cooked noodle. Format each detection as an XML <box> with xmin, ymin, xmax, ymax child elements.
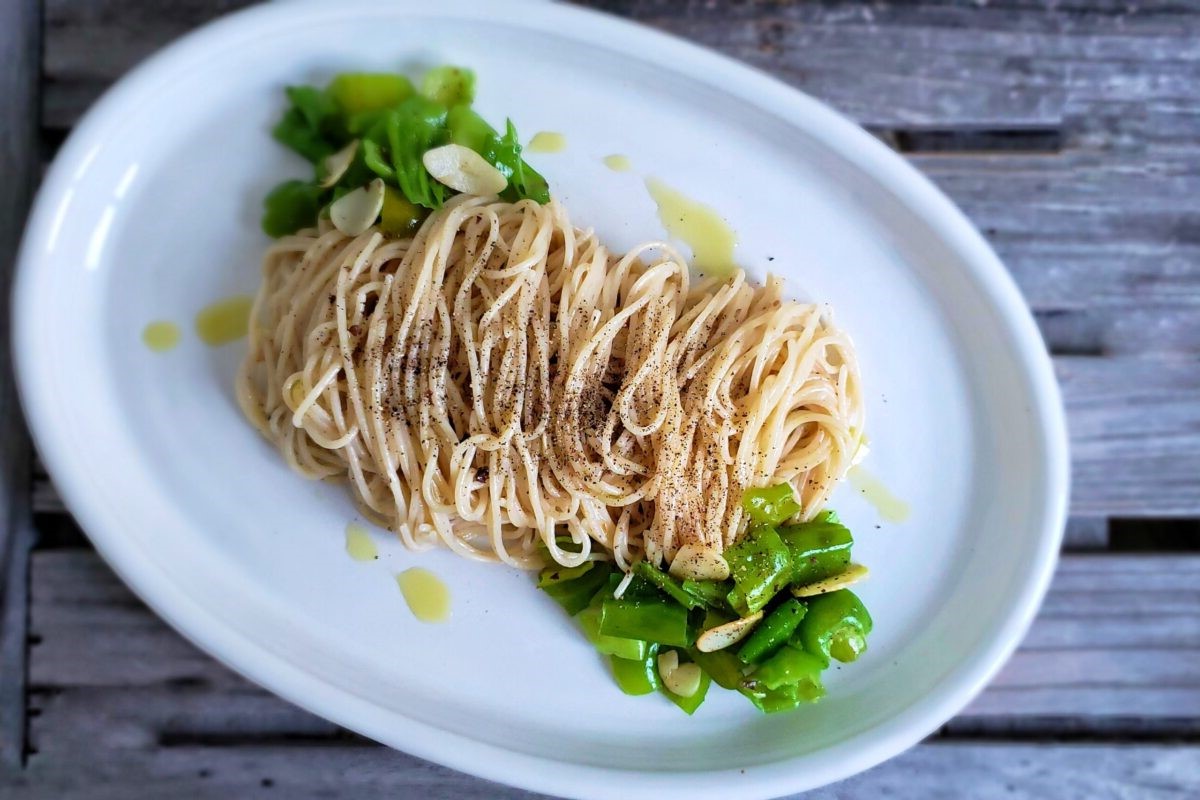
<box><xmin>237</xmin><ymin>194</ymin><xmax>864</xmax><ymax>570</ymax></box>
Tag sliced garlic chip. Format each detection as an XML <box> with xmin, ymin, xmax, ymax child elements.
<box><xmin>320</xmin><ymin>140</ymin><xmax>359</xmax><ymax>188</ymax></box>
<box><xmin>791</xmin><ymin>563</ymin><xmax>870</xmax><ymax>598</ymax></box>
<box><xmin>657</xmin><ymin>650</ymin><xmax>702</xmax><ymax>698</ymax></box>
<box><xmin>695</xmin><ymin>610</ymin><xmax>763</xmax><ymax>653</ymax></box>
<box><xmin>665</xmin><ymin>663</ymin><xmax>702</xmax><ymax>698</ymax></box>
<box><xmin>422</xmin><ymin>143</ymin><xmax>507</xmax><ymax>196</ymax></box>
<box><xmin>657</xmin><ymin>649</ymin><xmax>679</xmax><ymax>677</ymax></box>
<box><xmin>330</xmin><ymin>178</ymin><xmax>385</xmax><ymax>236</ymax></box>
<box><xmin>668</xmin><ymin>543</ymin><xmax>731</xmax><ymax>582</ymax></box>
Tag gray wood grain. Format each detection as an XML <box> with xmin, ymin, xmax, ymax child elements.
<box><xmin>1058</xmin><ymin>356</ymin><xmax>1200</xmax><ymax>517</ymax></box>
<box><xmin>27</xmin><ymin>551</ymin><xmax>1200</xmax><ymax>735</ymax></box>
<box><xmin>0</xmin><ymin>0</ymin><xmax>40</xmax><ymax>771</ymax></box>
<box><xmin>11</xmin><ymin>739</ymin><xmax>1199</xmax><ymax>799</ymax></box>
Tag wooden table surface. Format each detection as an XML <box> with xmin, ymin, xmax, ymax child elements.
<box><xmin>2</xmin><ymin>1</ymin><xmax>1199</xmax><ymax>797</ymax></box>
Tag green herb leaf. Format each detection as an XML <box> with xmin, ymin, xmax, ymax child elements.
<box><xmin>261</xmin><ymin>179</ymin><xmax>325</xmax><ymax>237</ymax></box>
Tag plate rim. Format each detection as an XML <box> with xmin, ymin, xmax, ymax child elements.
<box><xmin>12</xmin><ymin>1</ymin><xmax>1070</xmax><ymax>797</ymax></box>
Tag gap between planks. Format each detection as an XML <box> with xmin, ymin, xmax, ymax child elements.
<box><xmin>7</xmin><ymin>741</ymin><xmax>1198</xmax><ymax>800</ymax></box>
<box><xmin>0</xmin><ymin>0</ymin><xmax>41</xmax><ymax>772</ymax></box>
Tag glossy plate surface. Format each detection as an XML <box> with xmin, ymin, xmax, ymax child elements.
<box><xmin>13</xmin><ymin>2</ymin><xmax>1069</xmax><ymax>797</ymax></box>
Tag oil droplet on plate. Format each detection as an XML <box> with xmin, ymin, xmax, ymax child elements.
<box><xmin>344</xmin><ymin>523</ymin><xmax>377</xmax><ymax>562</ymax></box>
<box><xmin>602</xmin><ymin>154</ymin><xmax>632</xmax><ymax>172</ymax></box>
<box><xmin>195</xmin><ymin>295</ymin><xmax>253</xmax><ymax>346</ymax></box>
<box><xmin>142</xmin><ymin>321</ymin><xmax>181</xmax><ymax>352</ymax></box>
<box><xmin>848</xmin><ymin>467</ymin><xmax>910</xmax><ymax>523</ymax></box>
<box><xmin>396</xmin><ymin>567</ymin><xmax>451</xmax><ymax>623</ymax></box>
<box><xmin>526</xmin><ymin>131</ymin><xmax>566</xmax><ymax>153</ymax></box>
<box><xmin>644</xmin><ymin>177</ymin><xmax>737</xmax><ymax>277</ymax></box>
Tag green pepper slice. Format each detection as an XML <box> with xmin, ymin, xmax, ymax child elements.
<box><xmin>724</xmin><ymin>526</ymin><xmax>793</xmax><ymax>616</ymax></box>
<box><xmin>610</xmin><ymin>647</ymin><xmax>660</xmax><ymax>696</ymax></box>
<box><xmin>778</xmin><ymin>520</ymin><xmax>853</xmax><ymax>585</ymax></box>
<box><xmin>797</xmin><ymin>589</ymin><xmax>873</xmax><ymax>665</ymax></box>
<box><xmin>633</xmin><ymin>561</ymin><xmax>705</xmax><ymax>610</ymax></box>
<box><xmin>750</xmin><ymin>644</ymin><xmax>827</xmax><ymax>692</ymax></box>
<box><xmin>738</xmin><ymin>598</ymin><xmax>807</xmax><ymax>664</ymax></box>
<box><xmin>742</xmin><ymin>483</ymin><xmax>802</xmax><ymax>527</ymax></box>
<box><xmin>600</xmin><ymin>598</ymin><xmax>691</xmax><ymax>647</ymax></box>
<box><xmin>539</xmin><ymin>560</ymin><xmax>611</xmax><ymax>617</ymax></box>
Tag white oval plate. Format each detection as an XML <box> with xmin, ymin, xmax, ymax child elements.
<box><xmin>13</xmin><ymin>2</ymin><xmax>1069</xmax><ymax>797</ymax></box>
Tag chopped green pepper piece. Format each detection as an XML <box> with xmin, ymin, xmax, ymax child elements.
<box><xmin>383</xmin><ymin>96</ymin><xmax>449</xmax><ymax>209</ymax></box>
<box><xmin>537</xmin><ymin>560</ymin><xmax>594</xmax><ymax>588</ymax></box>
<box><xmin>778</xmin><ymin>520</ymin><xmax>854</xmax><ymax>585</ymax></box>
<box><xmin>601</xmin><ymin>571</ymin><xmax>660</xmax><ymax>603</ymax></box>
<box><xmin>272</xmin><ymin>86</ymin><xmax>342</xmax><ymax>163</ymax></box>
<box><xmin>742</xmin><ymin>483</ymin><xmax>802</xmax><ymax>527</ymax></box>
<box><xmin>681</xmin><ymin>578</ymin><xmax>734</xmax><ymax>612</ymax></box>
<box><xmin>661</xmin><ymin>659</ymin><xmax>711</xmax><ymax>715</ymax></box>
<box><xmin>750</xmin><ymin>644</ymin><xmax>827</xmax><ymax>692</ymax></box>
<box><xmin>724</xmin><ymin>526</ymin><xmax>793</xmax><ymax>616</ymax></box>
<box><xmin>380</xmin><ymin>185</ymin><xmax>428</xmax><ymax>235</ymax></box>
<box><xmin>633</xmin><ymin>561</ymin><xmax>705</xmax><ymax>610</ymax></box>
<box><xmin>688</xmin><ymin>647</ymin><xmax>744</xmax><ymax>690</ymax></box>
<box><xmin>579</xmin><ymin>599</ymin><xmax>650</xmax><ymax>660</ymax></box>
<box><xmin>446</xmin><ymin>105</ymin><xmax>496</xmax><ymax>153</ymax></box>
<box><xmin>610</xmin><ymin>647</ymin><xmax>660</xmax><ymax>696</ymax></box>
<box><xmin>600</xmin><ymin>598</ymin><xmax>691</xmax><ymax>647</ymax></box>
<box><xmin>493</xmin><ymin>119</ymin><xmax>550</xmax><ymax>203</ymax></box>
<box><xmin>361</xmin><ymin>137</ymin><xmax>396</xmax><ymax>181</ymax></box>
<box><xmin>261</xmin><ymin>179</ymin><xmax>325</xmax><ymax>237</ymax></box>
<box><xmin>420</xmin><ymin>65</ymin><xmax>476</xmax><ymax>107</ymax></box>
<box><xmin>539</xmin><ymin>560</ymin><xmax>611</xmax><ymax>616</ymax></box>
<box><xmin>738</xmin><ymin>598</ymin><xmax>807</xmax><ymax>664</ymax></box>
<box><xmin>739</xmin><ymin>679</ymin><xmax>821</xmax><ymax>713</ymax></box>
<box><xmin>329</xmin><ymin>73</ymin><xmax>414</xmax><ymax>115</ymax></box>
<box><xmin>797</xmin><ymin>589</ymin><xmax>873</xmax><ymax>665</ymax></box>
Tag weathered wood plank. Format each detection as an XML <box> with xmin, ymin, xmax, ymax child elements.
<box><xmin>1059</xmin><ymin>356</ymin><xmax>1200</xmax><ymax>518</ymax></box>
<box><xmin>0</xmin><ymin>0</ymin><xmax>40</xmax><ymax>771</ymax></box>
<box><xmin>964</xmin><ymin>554</ymin><xmax>1200</xmax><ymax>718</ymax></box>
<box><xmin>28</xmin><ymin>355</ymin><xmax>1200</xmax><ymax>518</ymax></box>
<box><xmin>43</xmin><ymin>0</ymin><xmax>1200</xmax><ymax>129</ymax></box>
<box><xmin>28</xmin><ymin>551</ymin><xmax>1200</xmax><ymax>729</ymax></box>
<box><xmin>9</xmin><ymin>739</ymin><xmax>1198</xmax><ymax>799</ymax></box>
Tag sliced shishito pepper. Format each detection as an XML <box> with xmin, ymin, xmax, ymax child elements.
<box><xmin>578</xmin><ymin>594</ymin><xmax>651</xmax><ymax>661</ymax></box>
<box><xmin>680</xmin><ymin>578</ymin><xmax>734</xmax><ymax>612</ymax></box>
<box><xmin>688</xmin><ymin>647</ymin><xmax>745</xmax><ymax>690</ymax></box>
<box><xmin>538</xmin><ymin>560</ymin><xmax>611</xmax><ymax>617</ymax></box>
<box><xmin>379</xmin><ymin>185</ymin><xmax>427</xmax><ymax>235</ymax></box>
<box><xmin>633</xmin><ymin>560</ymin><xmax>706</xmax><ymax>610</ymax></box>
<box><xmin>724</xmin><ymin>526</ymin><xmax>793</xmax><ymax>616</ymax></box>
<box><xmin>742</xmin><ymin>483</ymin><xmax>802</xmax><ymax>527</ymax></box>
<box><xmin>797</xmin><ymin>589</ymin><xmax>873</xmax><ymax>665</ymax></box>
<box><xmin>778</xmin><ymin>518</ymin><xmax>854</xmax><ymax>585</ymax></box>
<box><xmin>420</xmin><ymin>65</ymin><xmax>476</xmax><ymax>108</ymax></box>
<box><xmin>750</xmin><ymin>644</ymin><xmax>827</xmax><ymax>693</ymax></box>
<box><xmin>329</xmin><ymin>73</ymin><xmax>415</xmax><ymax>115</ymax></box>
<box><xmin>610</xmin><ymin>646</ymin><xmax>660</xmax><ymax>696</ymax></box>
<box><xmin>600</xmin><ymin>597</ymin><xmax>692</xmax><ymax>648</ymax></box>
<box><xmin>738</xmin><ymin>598</ymin><xmax>808</xmax><ymax>664</ymax></box>
<box><xmin>740</xmin><ymin>669</ymin><xmax>824</xmax><ymax>713</ymax></box>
